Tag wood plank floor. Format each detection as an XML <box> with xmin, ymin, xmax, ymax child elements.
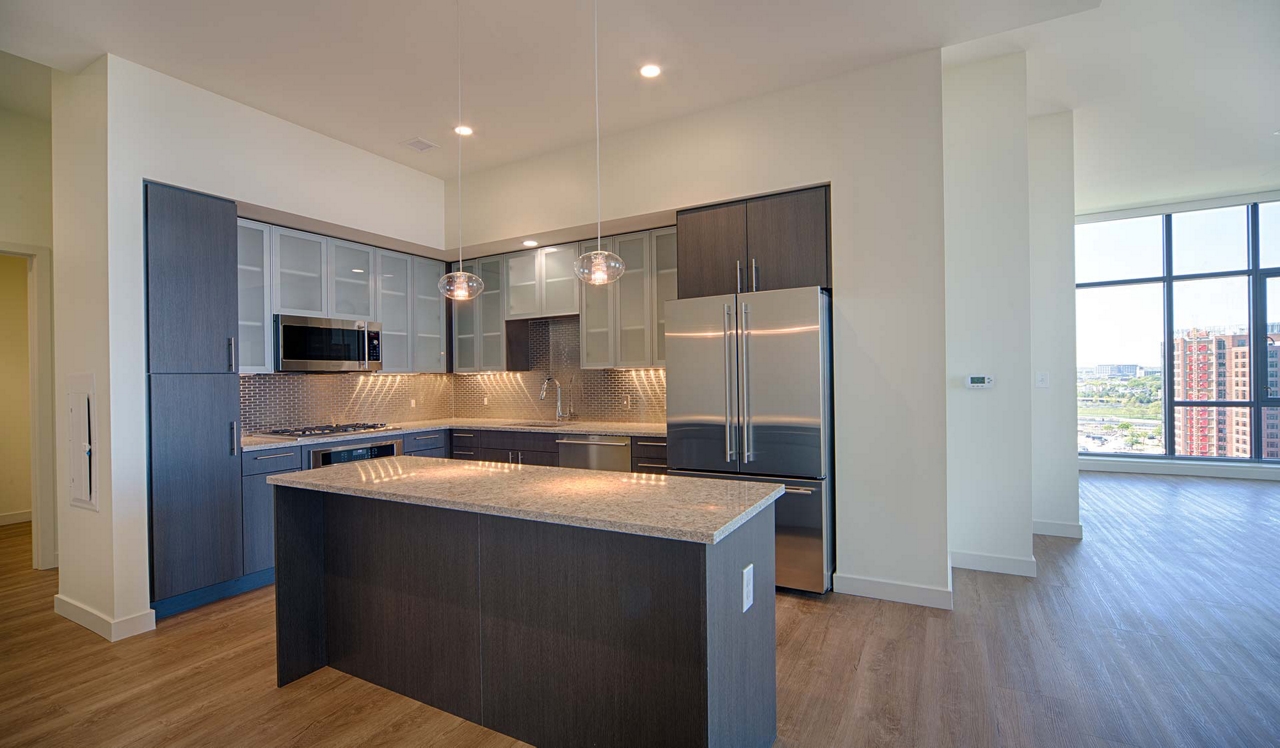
<box><xmin>2</xmin><ymin>472</ymin><xmax>1278</xmax><ymax>746</ymax></box>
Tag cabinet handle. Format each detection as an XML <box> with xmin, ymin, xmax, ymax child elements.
<box><xmin>636</xmin><ymin>441</ymin><xmax>667</xmax><ymax>447</ymax></box>
<box><xmin>454</xmin><ymin>450</ymin><xmax>475</xmax><ymax>456</ymax></box>
<box><xmin>736</xmin><ymin>260</ymin><xmax>742</xmax><ymax>293</ymax></box>
<box><xmin>636</xmin><ymin>463</ymin><xmax>667</xmax><ymax>468</ymax></box>
<box><xmin>555</xmin><ymin>439</ymin><xmax>629</xmax><ymax>447</ymax></box>
<box><xmin>508</xmin><ymin>451</ymin><xmax>514</xmax><ymax>463</ymax></box>
<box><xmin>783</xmin><ymin>486</ymin><xmax>814</xmax><ymax>495</ymax></box>
<box><xmin>752</xmin><ymin>259</ymin><xmax>759</xmax><ymax>292</ymax></box>
<box><xmin>254</xmin><ymin>453</ymin><xmax>293</xmax><ymax>461</ymax></box>
<box><xmin>518</xmin><ymin>451</ymin><xmax>524</xmax><ymax>465</ymax></box>
<box><xmin>227</xmin><ymin>337</ymin><xmax>237</xmax><ymax>372</ymax></box>
<box><xmin>230</xmin><ymin>421</ymin><xmax>238</xmax><ymax>456</ymax></box>
<box><xmin>414</xmin><ymin>434</ymin><xmax>441</xmax><ymax>441</ymax></box>
<box><xmin>455</xmin><ymin>433</ymin><xmax>475</xmax><ymax>437</ymax></box>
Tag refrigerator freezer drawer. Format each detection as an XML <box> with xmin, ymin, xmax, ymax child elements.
<box><xmin>670</xmin><ymin>469</ymin><xmax>832</xmax><ymax>593</ymax></box>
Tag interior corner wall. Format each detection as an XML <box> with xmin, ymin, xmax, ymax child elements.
<box><xmin>943</xmin><ymin>53</ymin><xmax>1036</xmax><ymax>576</ymax></box>
<box><xmin>0</xmin><ymin>108</ymin><xmax>52</xmax><ymax>248</ymax></box>
<box><xmin>51</xmin><ymin>57</ymin><xmax>116</xmax><ymax>623</ymax></box>
<box><xmin>448</xmin><ymin>50</ymin><xmax>953</xmax><ymax>608</ymax></box>
<box><xmin>1029</xmin><ymin>112</ymin><xmax>1081</xmax><ymax>538</ymax></box>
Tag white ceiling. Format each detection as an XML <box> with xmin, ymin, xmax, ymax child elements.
<box><xmin>946</xmin><ymin>0</ymin><xmax>1280</xmax><ymax>215</ymax></box>
<box><xmin>0</xmin><ymin>0</ymin><xmax>1095</xmax><ymax>179</ymax></box>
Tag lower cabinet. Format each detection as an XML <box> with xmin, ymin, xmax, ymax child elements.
<box><xmin>478</xmin><ymin>447</ymin><xmax>558</xmax><ymax>466</ymax></box>
<box><xmin>408</xmin><ymin>446</ymin><xmax>451</xmax><ymax>458</ymax></box>
<box><xmin>242</xmin><ymin>472</ymin><xmax>291</xmax><ymax>575</ymax></box>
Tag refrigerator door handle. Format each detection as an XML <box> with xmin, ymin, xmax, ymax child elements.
<box><xmin>741</xmin><ymin>302</ymin><xmax>752</xmax><ymax>463</ymax></box>
<box><xmin>723</xmin><ymin>303</ymin><xmax>735</xmax><ymax>462</ymax></box>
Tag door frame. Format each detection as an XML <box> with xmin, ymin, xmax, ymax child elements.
<box><xmin>1</xmin><ymin>241</ymin><xmax>57</xmax><ymax>570</ymax></box>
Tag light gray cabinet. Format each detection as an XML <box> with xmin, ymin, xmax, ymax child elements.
<box><xmin>237</xmin><ymin>219</ymin><xmax>273</xmax><ymax>374</ymax></box>
<box><xmin>377</xmin><ymin>249</ymin><xmax>412</xmax><ymax>372</ymax></box>
<box><xmin>505</xmin><ymin>244</ymin><xmax>580</xmax><ymax>320</ymax></box>
<box><xmin>579</xmin><ymin>228</ymin><xmax>676</xmax><ymax>369</ymax></box>
<box><xmin>329</xmin><ymin>239</ymin><xmax>376</xmax><ymax>320</ymax></box>
<box><xmin>412</xmin><ymin>256</ymin><xmax>447</xmax><ymax>373</ymax></box>
<box><xmin>453</xmin><ymin>256</ymin><xmax>506</xmax><ymax>372</ymax></box>
<box><xmin>272</xmin><ymin>227</ymin><xmax>328</xmax><ymax>317</ymax></box>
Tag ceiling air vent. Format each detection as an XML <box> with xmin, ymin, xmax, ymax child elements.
<box><xmin>401</xmin><ymin>137</ymin><xmax>439</xmax><ymax>153</ymax></box>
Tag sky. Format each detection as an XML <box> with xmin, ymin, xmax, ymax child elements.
<box><xmin>1074</xmin><ymin>204</ymin><xmax>1278</xmax><ymax>369</ymax></box>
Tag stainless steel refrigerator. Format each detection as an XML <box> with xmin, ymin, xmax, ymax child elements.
<box><xmin>666</xmin><ymin>286</ymin><xmax>834</xmax><ymax>593</ymax></box>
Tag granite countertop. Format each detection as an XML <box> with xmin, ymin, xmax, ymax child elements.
<box><xmin>267</xmin><ymin>456</ymin><xmax>781</xmax><ymax>544</ymax></box>
<box><xmin>241</xmin><ymin>418</ymin><xmax>667</xmax><ymax>452</ymax></box>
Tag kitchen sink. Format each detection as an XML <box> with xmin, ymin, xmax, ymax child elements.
<box><xmin>506</xmin><ymin>421</ymin><xmax>570</xmax><ymax>428</ymax></box>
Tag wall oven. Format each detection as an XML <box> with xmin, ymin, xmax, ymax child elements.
<box><xmin>276</xmin><ymin>315</ymin><xmax>382</xmax><ymax>372</ymax></box>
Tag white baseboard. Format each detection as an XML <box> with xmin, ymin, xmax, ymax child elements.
<box><xmin>54</xmin><ymin>594</ymin><xmax>156</xmax><ymax>642</ymax></box>
<box><xmin>0</xmin><ymin>510</ymin><xmax>31</xmax><ymax>526</ymax></box>
<box><xmin>1033</xmin><ymin>519</ymin><xmax>1083</xmax><ymax>539</ymax></box>
<box><xmin>833</xmin><ymin>573</ymin><xmax>954</xmax><ymax>610</ymax></box>
<box><xmin>1080</xmin><ymin>456</ymin><xmax>1280</xmax><ymax>481</ymax></box>
<box><xmin>950</xmin><ymin>550</ymin><xmax>1038</xmax><ymax>577</ymax></box>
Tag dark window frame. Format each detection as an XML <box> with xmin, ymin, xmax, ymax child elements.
<box><xmin>1076</xmin><ymin>200</ymin><xmax>1280</xmax><ymax>462</ymax></box>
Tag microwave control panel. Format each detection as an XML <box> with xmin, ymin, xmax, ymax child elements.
<box><xmin>367</xmin><ymin>331</ymin><xmax>382</xmax><ymax>362</ymax></box>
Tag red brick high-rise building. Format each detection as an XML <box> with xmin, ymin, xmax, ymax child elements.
<box><xmin>1172</xmin><ymin>330</ymin><xmax>1280</xmax><ymax>458</ymax></box>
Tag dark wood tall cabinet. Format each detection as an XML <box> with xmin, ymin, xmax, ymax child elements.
<box><xmin>145</xmin><ymin>183</ymin><xmax>244</xmax><ymax>605</ymax></box>
<box><xmin>676</xmin><ymin>186</ymin><xmax>830</xmax><ymax>299</ymax></box>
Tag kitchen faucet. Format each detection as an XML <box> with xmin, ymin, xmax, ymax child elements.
<box><xmin>539</xmin><ymin>375</ymin><xmax>569</xmax><ymax>421</ymax></box>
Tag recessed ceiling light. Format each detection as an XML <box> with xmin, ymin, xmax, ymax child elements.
<box><xmin>455</xmin><ymin>125</ymin><xmax>473</xmax><ymax>136</ymax></box>
<box><xmin>523</xmin><ymin>240</ymin><xmax>539</xmax><ymax>247</ymax></box>
<box><xmin>640</xmin><ymin>64</ymin><xmax>661</xmax><ymax>78</ymax></box>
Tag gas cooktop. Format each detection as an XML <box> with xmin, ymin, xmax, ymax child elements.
<box><xmin>257</xmin><ymin>422</ymin><xmax>391</xmax><ymax>440</ymax></box>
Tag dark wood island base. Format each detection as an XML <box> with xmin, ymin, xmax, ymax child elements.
<box><xmin>274</xmin><ymin>485</ymin><xmax>777</xmax><ymax>748</ymax></box>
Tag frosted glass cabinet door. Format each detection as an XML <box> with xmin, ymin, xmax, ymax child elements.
<box><xmin>478</xmin><ymin>257</ymin><xmax>505</xmax><ymax>370</ymax></box>
<box><xmin>376</xmin><ymin>250</ymin><xmax>411</xmax><ymax>372</ymax></box>
<box><xmin>452</xmin><ymin>260</ymin><xmax>478</xmax><ymax>372</ymax></box>
<box><xmin>651</xmin><ymin>227</ymin><xmax>678</xmax><ymax>365</ymax></box>
<box><xmin>615</xmin><ymin>232</ymin><xmax>651</xmax><ymax>367</ymax></box>
<box><xmin>580</xmin><ymin>238</ymin><xmax>615</xmax><ymax>368</ymax></box>
<box><xmin>272</xmin><ymin>227</ymin><xmax>327</xmax><ymax>316</ymax></box>
<box><xmin>329</xmin><ymin>240</ymin><xmax>375</xmax><ymax>320</ymax></box>
<box><xmin>237</xmin><ymin>219</ymin><xmax>272</xmax><ymax>373</ymax></box>
<box><xmin>412</xmin><ymin>257</ymin><xmax>447</xmax><ymax>372</ymax></box>
<box><xmin>541</xmin><ymin>243</ymin><xmax>580</xmax><ymax>316</ymax></box>
<box><xmin>505</xmin><ymin>249</ymin><xmax>540</xmax><ymax>319</ymax></box>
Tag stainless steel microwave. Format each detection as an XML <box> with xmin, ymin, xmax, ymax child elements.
<box><xmin>275</xmin><ymin>315</ymin><xmax>382</xmax><ymax>372</ymax></box>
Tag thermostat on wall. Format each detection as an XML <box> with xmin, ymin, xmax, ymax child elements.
<box><xmin>966</xmin><ymin>375</ymin><xmax>994</xmax><ymax>389</ymax></box>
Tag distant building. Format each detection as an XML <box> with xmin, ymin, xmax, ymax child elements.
<box><xmin>1171</xmin><ymin>331</ymin><xmax>1280</xmax><ymax>459</ymax></box>
<box><xmin>1094</xmin><ymin>364</ymin><xmax>1139</xmax><ymax>378</ymax></box>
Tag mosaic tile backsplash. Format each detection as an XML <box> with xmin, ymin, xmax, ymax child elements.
<box><xmin>239</xmin><ymin>317</ymin><xmax>665</xmax><ymax>431</ymax></box>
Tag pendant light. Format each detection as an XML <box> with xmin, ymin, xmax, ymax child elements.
<box><xmin>439</xmin><ymin>0</ymin><xmax>484</xmax><ymax>301</ymax></box>
<box><xmin>574</xmin><ymin>0</ymin><xmax>625</xmax><ymax>286</ymax></box>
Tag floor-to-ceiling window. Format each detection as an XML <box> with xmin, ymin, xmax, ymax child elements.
<box><xmin>1076</xmin><ymin>199</ymin><xmax>1280</xmax><ymax>462</ymax></box>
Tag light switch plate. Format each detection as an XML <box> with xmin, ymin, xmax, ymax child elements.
<box><xmin>1035</xmin><ymin>371</ymin><xmax>1050</xmax><ymax>389</ymax></box>
<box><xmin>742</xmin><ymin>564</ymin><xmax>754</xmax><ymax>612</ymax></box>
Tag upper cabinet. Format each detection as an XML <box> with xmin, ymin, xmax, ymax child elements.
<box><xmin>675</xmin><ymin>186</ymin><xmax>829</xmax><ymax>299</ymax></box>
<box><xmin>453</xmin><ymin>256</ymin><xmax>506</xmax><ymax>372</ymax></box>
<box><xmin>237</xmin><ymin>219</ymin><xmax>273</xmax><ymax>374</ymax></box>
<box><xmin>146</xmin><ymin>183</ymin><xmax>239</xmax><ymax>375</ymax></box>
<box><xmin>580</xmin><ymin>229</ymin><xmax>676</xmax><ymax>369</ymax></box>
<box><xmin>746</xmin><ymin>187</ymin><xmax>829</xmax><ymax>292</ymax></box>
<box><xmin>505</xmin><ymin>243</ymin><xmax>580</xmax><ymax>320</ymax></box>
<box><xmin>272</xmin><ymin>227</ymin><xmax>328</xmax><ymax>317</ymax></box>
<box><xmin>376</xmin><ymin>250</ymin><xmax>412</xmax><ymax>372</ymax></box>
<box><xmin>329</xmin><ymin>239</ymin><xmax>376</xmax><ymax>320</ymax></box>
<box><xmin>412</xmin><ymin>257</ymin><xmax>447</xmax><ymax>373</ymax></box>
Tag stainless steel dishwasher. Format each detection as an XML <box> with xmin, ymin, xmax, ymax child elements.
<box><xmin>557</xmin><ymin>434</ymin><xmax>632</xmax><ymax>472</ymax></box>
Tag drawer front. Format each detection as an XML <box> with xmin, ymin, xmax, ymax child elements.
<box><xmin>242</xmin><ymin>446</ymin><xmax>302</xmax><ymax>476</ymax></box>
<box><xmin>517</xmin><ymin>450</ymin><xmax>558</xmax><ymax>467</ymax></box>
<box><xmin>406</xmin><ymin>446</ymin><xmax>450</xmax><ymax>459</ymax></box>
<box><xmin>452</xmin><ymin>430</ymin><xmax>482</xmax><ymax>449</ymax></box>
<box><xmin>631</xmin><ymin>457</ymin><xmax>667</xmax><ymax>475</ymax></box>
<box><xmin>631</xmin><ymin>439</ymin><xmax>668</xmax><ymax>460</ymax></box>
<box><xmin>481</xmin><ymin>430</ymin><xmax>559</xmax><ymax>453</ymax></box>
<box><xmin>404</xmin><ymin>430</ymin><xmax>449</xmax><ymax>451</ymax></box>
<box><xmin>452</xmin><ymin>447</ymin><xmax>479</xmax><ymax>460</ymax></box>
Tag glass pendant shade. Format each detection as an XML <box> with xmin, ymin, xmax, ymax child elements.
<box><xmin>439</xmin><ymin>270</ymin><xmax>484</xmax><ymax>301</ymax></box>
<box><xmin>575</xmin><ymin>250</ymin><xmax>625</xmax><ymax>285</ymax></box>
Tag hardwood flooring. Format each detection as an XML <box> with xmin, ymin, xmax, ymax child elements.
<box><xmin>2</xmin><ymin>472</ymin><xmax>1278</xmax><ymax>746</ymax></box>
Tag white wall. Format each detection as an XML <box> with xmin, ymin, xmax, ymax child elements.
<box><xmin>943</xmin><ymin>53</ymin><xmax>1036</xmax><ymax>577</ymax></box>
<box><xmin>450</xmin><ymin>51</ymin><xmax>953</xmax><ymax>608</ymax></box>
<box><xmin>0</xmin><ymin>108</ymin><xmax>52</xmax><ymax>248</ymax></box>
<box><xmin>50</xmin><ymin>55</ymin><xmax>448</xmax><ymax>640</ymax></box>
<box><xmin>1029</xmin><ymin>112</ymin><xmax>1082</xmax><ymax>539</ymax></box>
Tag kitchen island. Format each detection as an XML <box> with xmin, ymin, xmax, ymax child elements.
<box><xmin>268</xmin><ymin>457</ymin><xmax>782</xmax><ymax>748</ymax></box>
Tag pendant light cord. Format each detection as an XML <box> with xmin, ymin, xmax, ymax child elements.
<box><xmin>594</xmin><ymin>0</ymin><xmax>601</xmax><ymax>250</ymax></box>
<box><xmin>457</xmin><ymin>0</ymin><xmax>464</xmax><ymax>267</ymax></box>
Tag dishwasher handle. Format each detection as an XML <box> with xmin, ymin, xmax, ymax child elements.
<box><xmin>555</xmin><ymin>439</ymin><xmax>629</xmax><ymax>447</ymax></box>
